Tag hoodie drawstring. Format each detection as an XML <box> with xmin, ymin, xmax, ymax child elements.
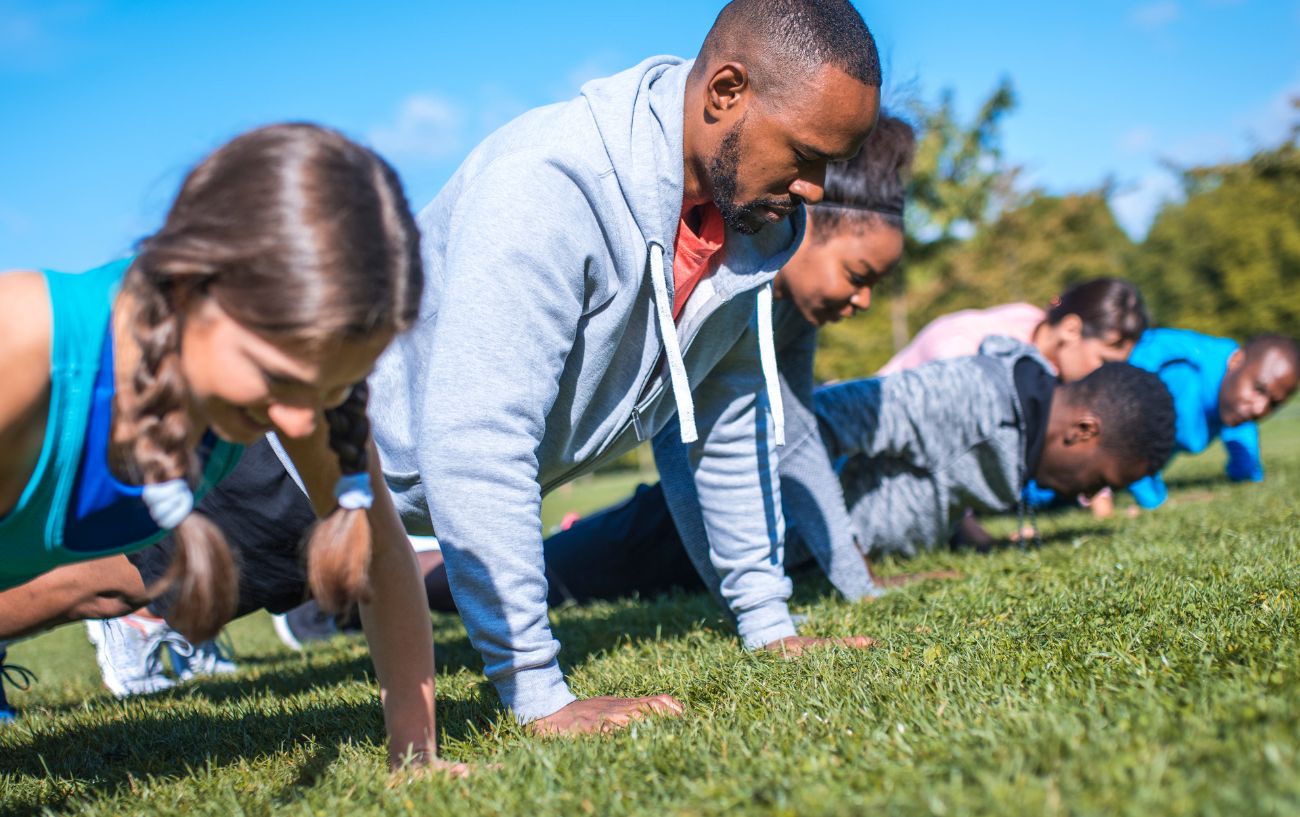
<box><xmin>755</xmin><ymin>283</ymin><xmax>785</xmax><ymax>447</ymax></box>
<box><xmin>649</xmin><ymin>242</ymin><xmax>698</xmax><ymax>444</ymax></box>
<box><xmin>647</xmin><ymin>244</ymin><xmax>784</xmax><ymax>449</ymax></box>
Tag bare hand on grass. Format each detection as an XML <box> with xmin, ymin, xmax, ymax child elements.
<box><xmin>529</xmin><ymin>695</ymin><xmax>685</xmax><ymax>736</ymax></box>
<box><xmin>866</xmin><ymin>558</ymin><xmax>963</xmax><ymax>588</ymax></box>
<box><xmin>388</xmin><ymin>756</ymin><xmax>476</xmax><ymax>784</ymax></box>
<box><xmin>762</xmin><ymin>635</ymin><xmax>877</xmax><ymax>658</ymax></box>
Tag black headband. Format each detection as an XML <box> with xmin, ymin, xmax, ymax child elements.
<box><xmin>810</xmin><ymin>200</ymin><xmax>905</xmax><ymax>219</ymax></box>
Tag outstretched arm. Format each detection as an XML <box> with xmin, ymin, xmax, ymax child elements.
<box><xmin>1220</xmin><ymin>421</ymin><xmax>1264</xmax><ymax>483</ymax></box>
<box><xmin>771</xmin><ymin>320</ymin><xmax>879</xmax><ymax>600</ymax></box>
<box><xmin>656</xmin><ymin>323</ymin><xmax>796</xmax><ymax>649</ymax></box>
<box><xmin>281</xmin><ymin>429</ymin><xmax>453</xmax><ymax>773</ymax></box>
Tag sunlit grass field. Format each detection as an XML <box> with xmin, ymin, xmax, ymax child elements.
<box><xmin>3</xmin><ymin>406</ymin><xmax>1298</xmax><ymax>816</ymax></box>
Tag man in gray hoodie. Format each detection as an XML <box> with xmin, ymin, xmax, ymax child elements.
<box><xmin>366</xmin><ymin>0</ymin><xmax>884</xmax><ymax>733</ymax></box>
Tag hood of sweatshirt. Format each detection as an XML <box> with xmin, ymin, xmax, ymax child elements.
<box><xmin>581</xmin><ymin>56</ymin><xmax>800</xmax><ymax>445</ymax></box>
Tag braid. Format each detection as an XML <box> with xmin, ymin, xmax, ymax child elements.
<box><xmin>325</xmin><ymin>381</ymin><xmax>370</xmax><ymax>475</ymax></box>
<box><xmin>306</xmin><ymin>382</ymin><xmax>374</xmax><ymax>614</ymax></box>
<box><xmin>124</xmin><ymin>261</ymin><xmax>238</xmax><ymax>643</ymax></box>
<box><xmin>127</xmin><ymin>274</ymin><xmax>194</xmax><ymax>484</ymax></box>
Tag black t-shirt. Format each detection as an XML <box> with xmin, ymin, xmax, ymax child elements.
<box><xmin>1013</xmin><ymin>357</ymin><xmax>1056</xmax><ymax>479</ymax></box>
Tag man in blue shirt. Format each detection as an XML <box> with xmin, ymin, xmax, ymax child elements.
<box><xmin>1127</xmin><ymin>330</ymin><xmax>1299</xmax><ymax>508</ymax></box>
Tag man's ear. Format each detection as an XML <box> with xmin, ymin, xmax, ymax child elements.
<box><xmin>1065</xmin><ymin>411</ymin><xmax>1101</xmax><ymax>445</ymax></box>
<box><xmin>1226</xmin><ymin>348</ymin><xmax>1245</xmax><ymax>373</ymax></box>
<box><xmin>706</xmin><ymin>62</ymin><xmax>751</xmax><ymax>117</ymax></box>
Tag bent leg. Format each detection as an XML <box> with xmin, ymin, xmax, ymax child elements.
<box><xmin>542</xmin><ymin>482</ymin><xmax>702</xmax><ymax>605</ymax></box>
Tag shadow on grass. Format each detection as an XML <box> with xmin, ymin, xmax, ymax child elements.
<box><xmin>3</xmin><ymin>689</ymin><xmax>500</xmax><ymax>816</ymax></box>
<box><xmin>4</xmin><ymin>701</ymin><xmax>371</xmax><ymax>816</ymax></box>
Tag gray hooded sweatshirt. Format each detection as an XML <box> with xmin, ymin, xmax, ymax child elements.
<box><xmin>809</xmin><ymin>335</ymin><xmax>1052</xmax><ymax>559</ymax></box>
<box><xmin>368</xmin><ymin>56</ymin><xmax>804</xmax><ymax>723</ymax></box>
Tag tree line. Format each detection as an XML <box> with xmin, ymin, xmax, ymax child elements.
<box><xmin>816</xmin><ymin>88</ymin><xmax>1300</xmax><ymax>381</ymax></box>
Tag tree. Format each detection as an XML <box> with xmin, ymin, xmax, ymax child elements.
<box><xmin>1136</xmin><ymin>99</ymin><xmax>1300</xmax><ymax>339</ymax></box>
<box><xmin>816</xmin><ymin>79</ymin><xmax>1020</xmax><ymax>380</ymax></box>
<box><xmin>912</xmin><ymin>189</ymin><xmax>1137</xmax><ymax>327</ymax></box>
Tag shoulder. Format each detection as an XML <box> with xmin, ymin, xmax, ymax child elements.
<box><xmin>445</xmin><ymin>101</ymin><xmax>611</xmax><ymax>206</ymax></box>
<box><xmin>0</xmin><ymin>271</ymin><xmax>52</xmax><ymax>365</ymax></box>
<box><xmin>0</xmin><ymin>271</ymin><xmax>53</xmax><ymax>435</ymax></box>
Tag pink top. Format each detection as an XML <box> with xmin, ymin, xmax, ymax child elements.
<box><xmin>877</xmin><ymin>302</ymin><xmax>1047</xmax><ymax>375</ymax></box>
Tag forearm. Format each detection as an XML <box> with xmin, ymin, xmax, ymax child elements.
<box><xmin>1222</xmin><ymin>422</ymin><xmax>1264</xmax><ymax>482</ymax></box>
<box><xmin>422</xmin><ymin>443</ymin><xmax>575</xmax><ymax>723</ymax></box>
<box><xmin>358</xmin><ymin>468</ymin><xmax>438</xmax><ymax>768</ymax></box>
<box><xmin>778</xmin><ymin>419</ymin><xmax>879</xmax><ymax>601</ymax></box>
<box><xmin>0</xmin><ymin>555</ymin><xmax>148</xmax><ymax>639</ymax></box>
<box><xmin>671</xmin><ymin>337</ymin><xmax>796</xmax><ymax>648</ymax></box>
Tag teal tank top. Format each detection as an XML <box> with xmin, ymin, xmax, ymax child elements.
<box><xmin>0</xmin><ymin>259</ymin><xmax>243</xmax><ymax>588</ymax></box>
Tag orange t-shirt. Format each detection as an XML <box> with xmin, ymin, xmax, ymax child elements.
<box><xmin>672</xmin><ymin>204</ymin><xmax>726</xmax><ymax>320</ymax></box>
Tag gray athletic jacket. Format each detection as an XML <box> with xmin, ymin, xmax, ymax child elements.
<box><xmin>368</xmin><ymin>56</ymin><xmax>802</xmax><ymax>723</ymax></box>
<box><xmin>813</xmin><ymin>335</ymin><xmax>1050</xmax><ymax>559</ymax></box>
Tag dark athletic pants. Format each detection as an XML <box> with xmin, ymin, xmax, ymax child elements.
<box><xmin>130</xmin><ymin>438</ymin><xmax>703</xmax><ymax>618</ymax></box>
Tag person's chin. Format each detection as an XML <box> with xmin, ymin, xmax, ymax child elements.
<box><xmin>1035</xmin><ymin>474</ymin><xmax>1068</xmax><ymax>494</ymax></box>
<box><xmin>212</xmin><ymin>408</ymin><xmax>270</xmax><ymax>445</ymax></box>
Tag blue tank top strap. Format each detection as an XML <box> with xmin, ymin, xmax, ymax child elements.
<box><xmin>0</xmin><ymin>260</ymin><xmax>244</xmax><ymax>587</ymax></box>
<box><xmin>7</xmin><ymin>261</ymin><xmax>126</xmax><ymax>557</ymax></box>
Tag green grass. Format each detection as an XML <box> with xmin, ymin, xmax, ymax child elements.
<box><xmin>4</xmin><ymin>406</ymin><xmax>1299</xmax><ymax>816</ymax></box>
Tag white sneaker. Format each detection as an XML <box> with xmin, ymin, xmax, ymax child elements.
<box><xmin>170</xmin><ymin>636</ymin><xmax>237</xmax><ymax>681</ymax></box>
<box><xmin>272</xmin><ymin>602</ymin><xmax>340</xmax><ymax>652</ymax></box>
<box><xmin>86</xmin><ymin>615</ymin><xmax>188</xmax><ymax>698</ymax></box>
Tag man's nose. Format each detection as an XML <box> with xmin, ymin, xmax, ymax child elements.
<box><xmin>790</xmin><ymin>164</ymin><xmax>827</xmax><ymax>204</ymax></box>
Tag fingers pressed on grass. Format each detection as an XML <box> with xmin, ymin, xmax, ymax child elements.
<box><xmin>874</xmin><ymin>569</ymin><xmax>964</xmax><ymax>588</ymax></box>
<box><xmin>387</xmin><ymin>758</ymin><xmax>476</xmax><ymax>785</ymax></box>
<box><xmin>763</xmin><ymin>635</ymin><xmax>879</xmax><ymax>658</ymax></box>
<box><xmin>528</xmin><ymin>695</ymin><xmax>686</xmax><ymax>737</ymax></box>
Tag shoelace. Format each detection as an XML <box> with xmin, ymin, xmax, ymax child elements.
<box><xmin>107</xmin><ymin>620</ymin><xmax>186</xmax><ymax>679</ymax></box>
<box><xmin>1</xmin><ymin>660</ymin><xmax>37</xmax><ymax>693</ymax></box>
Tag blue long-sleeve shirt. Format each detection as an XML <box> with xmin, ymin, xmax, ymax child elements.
<box><xmin>1126</xmin><ymin>328</ymin><xmax>1262</xmax><ymax>509</ymax></box>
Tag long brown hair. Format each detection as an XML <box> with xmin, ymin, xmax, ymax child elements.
<box><xmin>121</xmin><ymin>123</ymin><xmax>422</xmax><ymax>641</ymax></box>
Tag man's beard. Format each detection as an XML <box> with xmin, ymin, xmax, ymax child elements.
<box><xmin>707</xmin><ymin>118</ymin><xmax>800</xmax><ymax>235</ymax></box>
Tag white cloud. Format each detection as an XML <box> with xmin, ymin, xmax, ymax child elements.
<box><xmin>1114</xmin><ymin>75</ymin><xmax>1300</xmax><ymax>239</ymax></box>
<box><xmin>1130</xmin><ymin>0</ymin><xmax>1181</xmax><ymax>28</ymax></box>
<box><xmin>1111</xmin><ymin>170</ymin><xmax>1181</xmax><ymax>238</ymax></box>
<box><xmin>1233</xmin><ymin>76</ymin><xmax>1300</xmax><ymax>147</ymax></box>
<box><xmin>0</xmin><ymin>0</ymin><xmax>97</xmax><ymax>70</ymax></box>
<box><xmin>1119</xmin><ymin>125</ymin><xmax>1157</xmax><ymax>154</ymax></box>
<box><xmin>551</xmin><ymin>51</ymin><xmax>624</xmax><ymax>101</ymax></box>
<box><xmin>368</xmin><ymin>93</ymin><xmax>466</xmax><ymax>164</ymax></box>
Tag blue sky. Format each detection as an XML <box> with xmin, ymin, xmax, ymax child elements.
<box><xmin>2</xmin><ymin>0</ymin><xmax>1297</xmax><ymax>270</ymax></box>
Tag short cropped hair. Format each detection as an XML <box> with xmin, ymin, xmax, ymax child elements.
<box><xmin>1063</xmin><ymin>362</ymin><xmax>1176</xmax><ymax>474</ymax></box>
<box><xmin>1245</xmin><ymin>333</ymin><xmax>1300</xmax><ymax>370</ymax></box>
<box><xmin>700</xmin><ymin>0</ymin><xmax>882</xmax><ymax>90</ymax></box>
<box><xmin>810</xmin><ymin>112</ymin><xmax>915</xmax><ymax>239</ymax></box>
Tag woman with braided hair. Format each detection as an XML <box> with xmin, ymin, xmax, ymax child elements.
<box><xmin>0</xmin><ymin>123</ymin><xmax>462</xmax><ymax>773</ymax></box>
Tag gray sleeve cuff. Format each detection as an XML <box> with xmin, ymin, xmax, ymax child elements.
<box><xmin>494</xmin><ymin>658</ymin><xmax>578</xmax><ymax>724</ymax></box>
<box><xmin>737</xmin><ymin>600</ymin><xmax>798</xmax><ymax>650</ymax></box>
